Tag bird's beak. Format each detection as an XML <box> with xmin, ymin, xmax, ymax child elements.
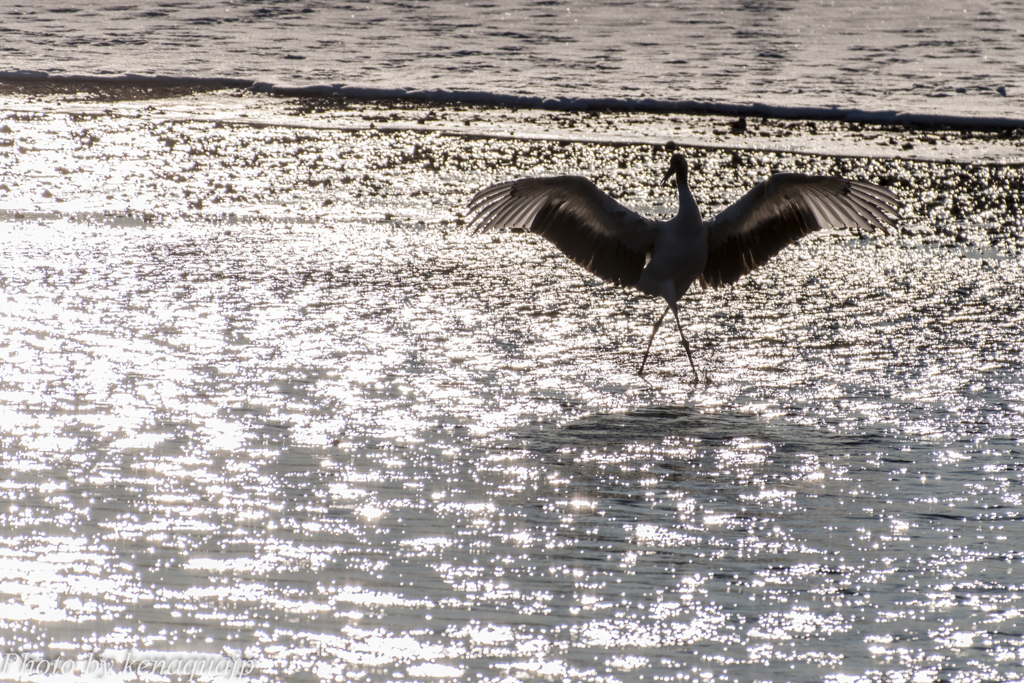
<box><xmin>661</xmin><ymin>167</ymin><xmax>674</xmax><ymax>186</ymax></box>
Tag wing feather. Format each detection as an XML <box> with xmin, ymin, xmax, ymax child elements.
<box><xmin>700</xmin><ymin>174</ymin><xmax>901</xmax><ymax>289</ymax></box>
<box><xmin>810</xmin><ymin>183</ymin><xmax>854</xmax><ymax>226</ymax></box>
<box><xmin>843</xmin><ymin>191</ymin><xmax>883</xmax><ymax>225</ymax></box>
<box><xmin>468</xmin><ymin>176</ymin><xmax>657</xmax><ymax>288</ymax></box>
<box><xmin>491</xmin><ymin>195</ymin><xmax>537</xmax><ymax>228</ymax></box>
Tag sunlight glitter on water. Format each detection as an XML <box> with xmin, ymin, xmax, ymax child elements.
<box><xmin>1</xmin><ymin>96</ymin><xmax>1024</xmax><ymax>682</ymax></box>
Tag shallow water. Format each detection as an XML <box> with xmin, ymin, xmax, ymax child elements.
<box><xmin>1</xmin><ymin>96</ymin><xmax>1024</xmax><ymax>682</ymax></box>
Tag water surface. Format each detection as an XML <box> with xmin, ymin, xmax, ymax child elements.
<box><xmin>1</xmin><ymin>96</ymin><xmax>1023</xmax><ymax>682</ymax></box>
<box><xmin>4</xmin><ymin>0</ymin><xmax>1023</xmax><ymax>123</ymax></box>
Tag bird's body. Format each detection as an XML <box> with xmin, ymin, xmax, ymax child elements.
<box><xmin>468</xmin><ymin>153</ymin><xmax>901</xmax><ymax>380</ymax></box>
<box><xmin>634</xmin><ymin>170</ymin><xmax>705</xmax><ymax>306</ymax></box>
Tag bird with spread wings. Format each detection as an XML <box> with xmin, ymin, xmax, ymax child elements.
<box><xmin>468</xmin><ymin>153</ymin><xmax>901</xmax><ymax>381</ymax></box>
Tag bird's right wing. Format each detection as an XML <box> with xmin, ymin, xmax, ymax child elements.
<box><xmin>468</xmin><ymin>176</ymin><xmax>657</xmax><ymax>288</ymax></box>
<box><xmin>700</xmin><ymin>174</ymin><xmax>901</xmax><ymax>289</ymax></box>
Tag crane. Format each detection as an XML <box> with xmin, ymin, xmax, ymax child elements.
<box><xmin>468</xmin><ymin>153</ymin><xmax>901</xmax><ymax>381</ymax></box>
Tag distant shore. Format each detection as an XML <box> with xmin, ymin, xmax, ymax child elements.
<box><xmin>2</xmin><ymin>75</ymin><xmax>1022</xmax><ymax>167</ymax></box>
<box><xmin>5</xmin><ymin>71</ymin><xmax>1023</xmax><ymax>130</ymax></box>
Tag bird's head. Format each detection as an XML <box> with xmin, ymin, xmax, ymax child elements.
<box><xmin>661</xmin><ymin>153</ymin><xmax>688</xmax><ymax>187</ymax></box>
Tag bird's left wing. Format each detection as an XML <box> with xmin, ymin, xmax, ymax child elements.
<box><xmin>468</xmin><ymin>176</ymin><xmax>657</xmax><ymax>288</ymax></box>
<box><xmin>700</xmin><ymin>174</ymin><xmax>901</xmax><ymax>289</ymax></box>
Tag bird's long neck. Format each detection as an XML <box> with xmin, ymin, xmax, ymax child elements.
<box><xmin>676</xmin><ymin>169</ymin><xmax>702</xmax><ymax>225</ymax></box>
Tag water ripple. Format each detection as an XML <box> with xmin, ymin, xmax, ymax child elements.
<box><xmin>0</xmin><ymin>97</ymin><xmax>1022</xmax><ymax>682</ymax></box>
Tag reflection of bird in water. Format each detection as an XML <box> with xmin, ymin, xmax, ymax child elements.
<box><xmin>468</xmin><ymin>153</ymin><xmax>901</xmax><ymax>381</ymax></box>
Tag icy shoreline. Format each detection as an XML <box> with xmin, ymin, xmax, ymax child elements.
<box><xmin>2</xmin><ymin>76</ymin><xmax>1023</xmax><ymax>166</ymax></box>
<box><xmin>5</xmin><ymin>72</ymin><xmax>1024</xmax><ymax>130</ymax></box>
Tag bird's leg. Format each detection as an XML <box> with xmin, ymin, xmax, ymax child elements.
<box><xmin>638</xmin><ymin>304</ymin><xmax>671</xmax><ymax>376</ymax></box>
<box><xmin>669</xmin><ymin>303</ymin><xmax>700</xmax><ymax>384</ymax></box>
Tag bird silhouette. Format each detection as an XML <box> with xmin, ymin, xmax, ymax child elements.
<box><xmin>468</xmin><ymin>153</ymin><xmax>901</xmax><ymax>381</ymax></box>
